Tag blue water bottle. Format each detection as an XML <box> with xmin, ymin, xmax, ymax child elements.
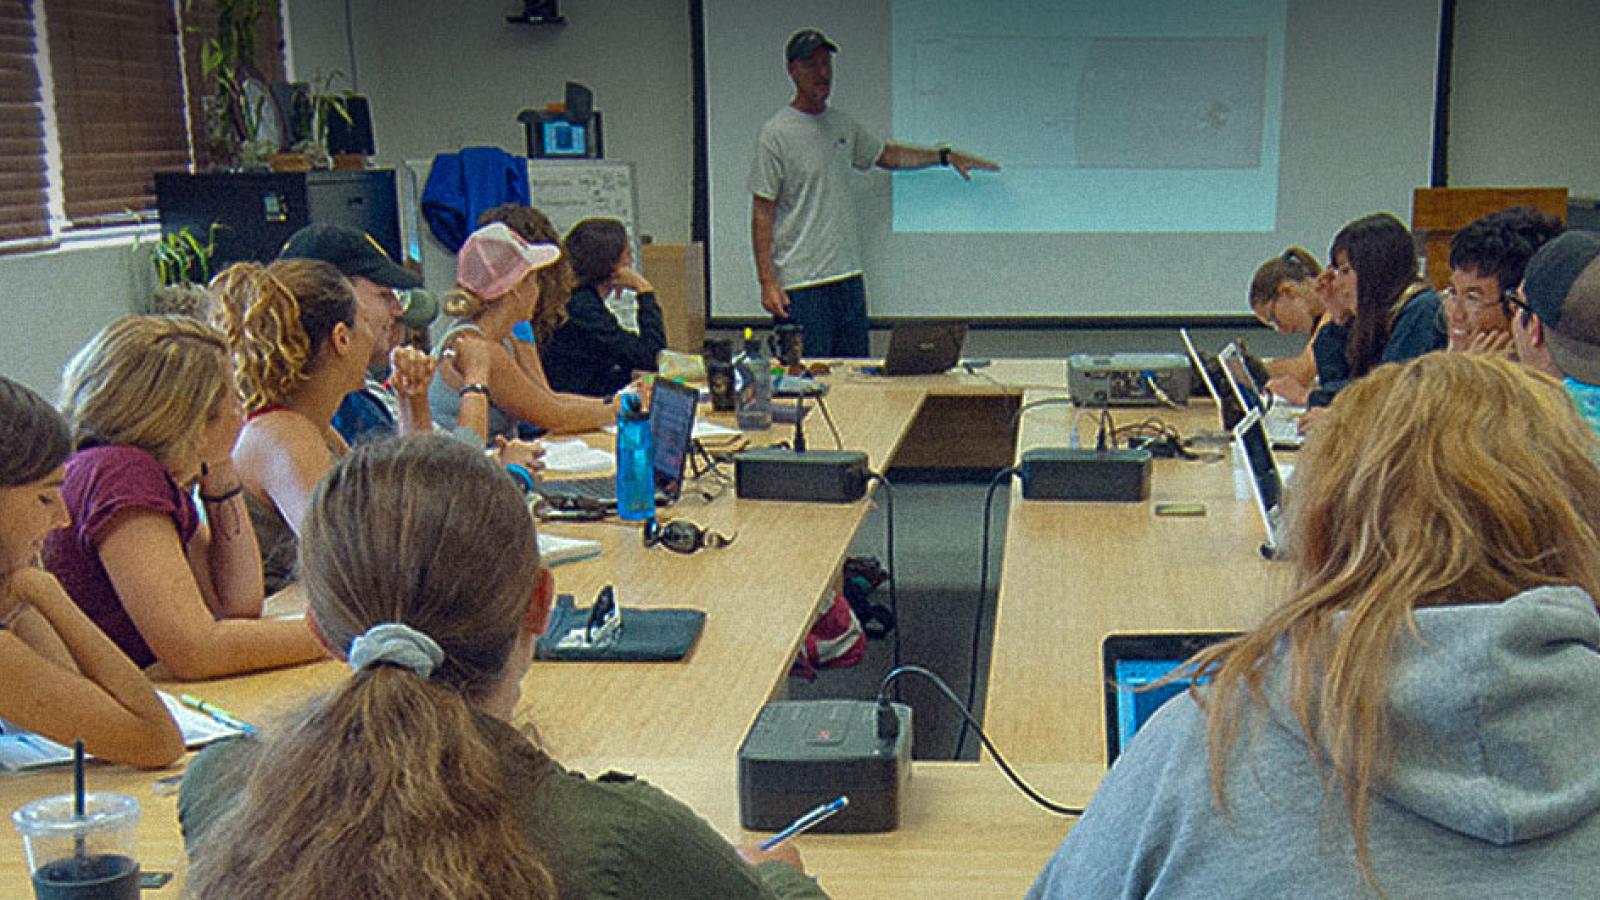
<box><xmin>614</xmin><ymin>393</ymin><xmax>655</xmax><ymax>521</ymax></box>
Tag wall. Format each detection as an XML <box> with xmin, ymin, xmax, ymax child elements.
<box><xmin>2</xmin><ymin>0</ymin><xmax>1594</xmax><ymax>396</ymax></box>
<box><xmin>285</xmin><ymin>0</ymin><xmax>694</xmax><ymax>244</ymax></box>
<box><xmin>1448</xmin><ymin>0</ymin><xmax>1600</xmax><ymax>197</ymax></box>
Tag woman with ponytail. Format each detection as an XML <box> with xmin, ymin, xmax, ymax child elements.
<box><xmin>428</xmin><ymin>222</ymin><xmax>616</xmax><ymax>440</ymax></box>
<box><xmin>1247</xmin><ymin>247</ymin><xmax>1326</xmax><ymax>394</ymax></box>
<box><xmin>44</xmin><ymin>316</ymin><xmax>323</xmax><ymax>680</ymax></box>
<box><xmin>1</xmin><ymin>376</ymin><xmax>182</xmax><ymax>766</ymax></box>
<box><xmin>180</xmin><ymin>436</ymin><xmax>828</xmax><ymax>899</ymax></box>
<box><xmin>1029</xmin><ymin>354</ymin><xmax>1600</xmax><ymax>898</ymax></box>
<box><xmin>209</xmin><ymin>259</ymin><xmax>376</xmax><ymax>593</ymax></box>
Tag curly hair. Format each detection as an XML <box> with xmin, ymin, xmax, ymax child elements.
<box><xmin>209</xmin><ymin>259</ymin><xmax>357</xmax><ymax>414</ymax></box>
<box><xmin>476</xmin><ymin>204</ymin><xmax>576</xmax><ymax>342</ymax></box>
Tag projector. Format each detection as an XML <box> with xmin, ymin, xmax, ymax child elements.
<box><xmin>1067</xmin><ymin>353</ymin><xmax>1193</xmax><ymax>407</ymax></box>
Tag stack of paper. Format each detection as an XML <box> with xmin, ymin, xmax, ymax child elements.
<box><xmin>0</xmin><ymin>692</ymin><xmax>245</xmax><ymax>772</ymax></box>
<box><xmin>538</xmin><ymin>532</ymin><xmax>603</xmax><ymax>568</ymax></box>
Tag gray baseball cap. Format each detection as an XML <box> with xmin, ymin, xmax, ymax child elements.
<box><xmin>1522</xmin><ymin>231</ymin><xmax>1600</xmax><ymax>384</ymax></box>
<box><xmin>786</xmin><ymin>29</ymin><xmax>838</xmax><ymax>63</ymax></box>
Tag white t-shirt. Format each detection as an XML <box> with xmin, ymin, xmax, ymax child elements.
<box><xmin>749</xmin><ymin>105</ymin><xmax>885</xmax><ymax>290</ymax></box>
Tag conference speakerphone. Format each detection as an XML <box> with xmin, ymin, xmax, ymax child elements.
<box><xmin>1067</xmin><ymin>353</ymin><xmax>1193</xmax><ymax>407</ymax></box>
<box><xmin>738</xmin><ymin>700</ymin><xmax>913</xmax><ymax>833</ymax></box>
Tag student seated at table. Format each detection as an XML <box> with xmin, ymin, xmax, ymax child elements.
<box><xmin>0</xmin><ymin>377</ymin><xmax>182</xmax><ymax>768</ymax></box>
<box><xmin>477</xmin><ymin>203</ymin><xmax>577</xmax><ymax>376</ymax></box>
<box><xmin>43</xmin><ymin>317</ymin><xmax>323</xmax><ymax>680</ymax></box>
<box><xmin>178</xmin><ymin>436</ymin><xmax>827</xmax><ymax>899</ymax></box>
<box><xmin>1248</xmin><ymin>247</ymin><xmax>1326</xmax><ymax>395</ymax></box>
<box><xmin>208</xmin><ymin>260</ymin><xmax>377</xmax><ymax>593</ymax></box>
<box><xmin>1282</xmin><ymin>212</ymin><xmax>1445</xmax><ymax>407</ymax></box>
<box><xmin>429</xmin><ymin>222</ymin><xmax>616</xmax><ymax>439</ymax></box>
<box><xmin>1442</xmin><ymin>205</ymin><xmax>1564</xmax><ymax>355</ymax></box>
<box><xmin>539</xmin><ymin>217</ymin><xmax>667</xmax><ymax>397</ymax></box>
<box><xmin>1028</xmin><ymin>353</ymin><xmax>1600</xmax><ymax>899</ymax></box>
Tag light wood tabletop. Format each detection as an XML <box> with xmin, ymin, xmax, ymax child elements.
<box><xmin>983</xmin><ymin>392</ymin><xmax>1287</xmax><ymax>764</ymax></box>
<box><xmin>2</xmin><ymin>362</ymin><xmax>1163</xmax><ymax>894</ymax></box>
<box><xmin>0</xmin><ymin>755</ymin><xmax>1098</xmax><ymax>900</ymax></box>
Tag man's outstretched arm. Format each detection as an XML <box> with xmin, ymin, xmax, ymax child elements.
<box><xmin>877</xmin><ymin>143</ymin><xmax>1000</xmax><ymax>181</ymax></box>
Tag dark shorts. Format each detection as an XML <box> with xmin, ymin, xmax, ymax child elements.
<box><xmin>776</xmin><ymin>274</ymin><xmax>869</xmax><ymax>358</ymax></box>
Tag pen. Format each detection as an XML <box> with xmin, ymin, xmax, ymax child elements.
<box><xmin>179</xmin><ymin>694</ymin><xmax>257</xmax><ymax>735</ymax></box>
<box><xmin>758</xmin><ymin>796</ymin><xmax>848</xmax><ymax>850</ymax></box>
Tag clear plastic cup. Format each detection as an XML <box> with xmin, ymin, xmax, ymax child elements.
<box><xmin>12</xmin><ymin>792</ymin><xmax>140</xmax><ymax>900</ymax></box>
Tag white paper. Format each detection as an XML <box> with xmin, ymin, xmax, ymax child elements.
<box><xmin>537</xmin><ymin>532</ymin><xmax>603</xmax><ymax>568</ymax></box>
<box><xmin>540</xmin><ymin>438</ymin><xmax>614</xmax><ymax>474</ymax></box>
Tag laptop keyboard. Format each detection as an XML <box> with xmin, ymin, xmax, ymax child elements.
<box><xmin>537</xmin><ymin>477</ymin><xmax>615</xmax><ymax>501</ymax></box>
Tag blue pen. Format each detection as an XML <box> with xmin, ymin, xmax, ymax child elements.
<box><xmin>758</xmin><ymin>796</ymin><xmax>848</xmax><ymax>850</ymax></box>
<box><xmin>180</xmin><ymin>694</ymin><xmax>257</xmax><ymax>735</ymax></box>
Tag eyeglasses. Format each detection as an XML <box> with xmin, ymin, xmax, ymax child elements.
<box><xmin>642</xmin><ymin>518</ymin><xmax>737</xmax><ymax>554</ymax></box>
<box><xmin>585</xmin><ymin>585</ymin><xmax>622</xmax><ymax>645</ymax></box>
<box><xmin>1503</xmin><ymin>285</ymin><xmax>1534</xmax><ymax>315</ymax></box>
<box><xmin>1262</xmin><ymin>296</ymin><xmax>1283</xmax><ymax>332</ymax></box>
<box><xmin>1441</xmin><ymin>286</ymin><xmax>1512</xmax><ymax>313</ymax></box>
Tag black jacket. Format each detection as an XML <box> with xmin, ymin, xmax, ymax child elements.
<box><xmin>542</xmin><ymin>286</ymin><xmax>667</xmax><ymax>397</ymax></box>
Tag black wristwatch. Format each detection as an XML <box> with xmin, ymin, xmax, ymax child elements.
<box><xmin>459</xmin><ymin>382</ymin><xmax>490</xmax><ymax>398</ymax></box>
<box><xmin>938</xmin><ymin>146</ymin><xmax>951</xmax><ymax>167</ymax></box>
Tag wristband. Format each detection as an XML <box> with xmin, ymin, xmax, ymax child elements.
<box><xmin>200</xmin><ymin>485</ymin><xmax>243</xmax><ymax>504</ymax></box>
<box><xmin>459</xmin><ymin>382</ymin><xmax>490</xmax><ymax>398</ymax></box>
<box><xmin>938</xmin><ymin>146</ymin><xmax>951</xmax><ymax>167</ymax></box>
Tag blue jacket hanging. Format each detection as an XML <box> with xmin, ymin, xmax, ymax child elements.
<box><xmin>422</xmin><ymin>146</ymin><xmax>531</xmax><ymax>253</ymax></box>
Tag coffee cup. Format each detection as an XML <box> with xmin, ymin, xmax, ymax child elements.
<box><xmin>769</xmin><ymin>325</ymin><xmax>804</xmax><ymax>369</ymax></box>
<box><xmin>13</xmin><ymin>793</ymin><xmax>141</xmax><ymax>900</ymax></box>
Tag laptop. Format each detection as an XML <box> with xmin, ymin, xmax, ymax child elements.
<box><xmin>1179</xmin><ymin>328</ymin><xmax>1245</xmax><ymax>431</ymax></box>
<box><xmin>866</xmin><ymin>322</ymin><xmax>968</xmax><ymax>376</ymax></box>
<box><xmin>1232</xmin><ymin>407</ymin><xmax>1288</xmax><ymax>558</ymax></box>
<box><xmin>536</xmin><ymin>378</ymin><xmax>699</xmax><ymax>507</ymax></box>
<box><xmin>1102</xmin><ymin>631</ymin><xmax>1239</xmax><ymax>764</ymax></box>
<box><xmin>1217</xmin><ymin>343</ymin><xmax>1305</xmax><ymax>449</ymax></box>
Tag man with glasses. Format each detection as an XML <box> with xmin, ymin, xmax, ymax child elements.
<box><xmin>1515</xmin><ymin>231</ymin><xmax>1600</xmax><ymax>433</ymax></box>
<box><xmin>1443</xmin><ymin>207</ymin><xmax>1564</xmax><ymax>355</ymax></box>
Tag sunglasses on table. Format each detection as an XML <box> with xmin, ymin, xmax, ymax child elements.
<box><xmin>642</xmin><ymin>518</ymin><xmax>737</xmax><ymax>554</ymax></box>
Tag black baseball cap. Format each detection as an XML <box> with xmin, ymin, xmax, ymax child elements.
<box><xmin>1523</xmin><ymin>231</ymin><xmax>1600</xmax><ymax>384</ymax></box>
<box><xmin>786</xmin><ymin>29</ymin><xmax>838</xmax><ymax>63</ymax></box>
<box><xmin>279</xmin><ymin>224</ymin><xmax>422</xmax><ymax>290</ymax></box>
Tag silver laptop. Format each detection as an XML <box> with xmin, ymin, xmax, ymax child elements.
<box><xmin>1232</xmin><ymin>407</ymin><xmax>1287</xmax><ymax>559</ymax></box>
<box><xmin>1217</xmin><ymin>343</ymin><xmax>1304</xmax><ymax>449</ymax></box>
<box><xmin>1179</xmin><ymin>328</ymin><xmax>1243</xmax><ymax>431</ymax></box>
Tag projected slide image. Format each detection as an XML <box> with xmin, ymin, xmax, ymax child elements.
<box><xmin>891</xmin><ymin>0</ymin><xmax>1286</xmax><ymax>234</ymax></box>
<box><xmin>1075</xmin><ymin>37</ymin><xmax>1266</xmax><ymax>170</ymax></box>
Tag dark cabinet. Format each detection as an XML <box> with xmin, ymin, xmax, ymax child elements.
<box><xmin>154</xmin><ymin>170</ymin><xmax>402</xmax><ymax>272</ymax></box>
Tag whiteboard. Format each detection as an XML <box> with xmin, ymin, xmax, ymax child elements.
<box><xmin>400</xmin><ymin>157</ymin><xmax>641</xmax><ymax>292</ymax></box>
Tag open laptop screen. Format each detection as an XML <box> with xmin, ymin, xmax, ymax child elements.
<box><xmin>1102</xmin><ymin>632</ymin><xmax>1239</xmax><ymax>764</ymax></box>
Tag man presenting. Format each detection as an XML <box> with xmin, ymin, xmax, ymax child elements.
<box><xmin>750</xmin><ymin>29</ymin><xmax>999</xmax><ymax>356</ymax></box>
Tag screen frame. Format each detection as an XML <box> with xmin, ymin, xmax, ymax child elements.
<box><xmin>1101</xmin><ymin>631</ymin><xmax>1240</xmax><ymax>764</ymax></box>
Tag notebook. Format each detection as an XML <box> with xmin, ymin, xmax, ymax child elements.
<box><xmin>536</xmin><ymin>378</ymin><xmax>700</xmax><ymax>507</ymax></box>
<box><xmin>1217</xmin><ymin>342</ymin><xmax>1305</xmax><ymax>449</ymax></box>
<box><xmin>1101</xmin><ymin>632</ymin><xmax>1239</xmax><ymax>764</ymax></box>
<box><xmin>865</xmin><ymin>322</ymin><xmax>968</xmax><ymax>377</ymax></box>
<box><xmin>0</xmin><ymin>691</ymin><xmax>245</xmax><ymax>772</ymax></box>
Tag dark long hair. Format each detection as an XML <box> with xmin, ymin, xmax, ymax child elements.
<box><xmin>0</xmin><ymin>376</ymin><xmax>70</xmax><ymax>486</ymax></box>
<box><xmin>1331</xmin><ymin>213</ymin><xmax>1423</xmax><ymax>378</ymax></box>
<box><xmin>564</xmin><ymin>217</ymin><xmax>630</xmax><ymax>291</ymax></box>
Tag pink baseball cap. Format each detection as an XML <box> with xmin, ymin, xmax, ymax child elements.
<box><xmin>456</xmin><ymin>222</ymin><xmax>562</xmax><ymax>298</ymax></box>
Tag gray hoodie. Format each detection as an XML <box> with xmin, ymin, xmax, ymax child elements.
<box><xmin>1027</xmin><ymin>586</ymin><xmax>1600</xmax><ymax>899</ymax></box>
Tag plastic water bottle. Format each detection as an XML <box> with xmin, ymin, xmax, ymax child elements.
<box><xmin>735</xmin><ymin>327</ymin><xmax>774</xmax><ymax>430</ymax></box>
<box><xmin>614</xmin><ymin>393</ymin><xmax>655</xmax><ymax>521</ymax></box>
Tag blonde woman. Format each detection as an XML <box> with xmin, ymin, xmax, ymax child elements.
<box><xmin>209</xmin><ymin>259</ymin><xmax>377</xmax><ymax>593</ymax></box>
<box><xmin>1030</xmin><ymin>353</ymin><xmax>1600</xmax><ymax>898</ymax></box>
<box><xmin>180</xmin><ymin>437</ymin><xmax>826</xmax><ymax>899</ymax></box>
<box><xmin>1247</xmin><ymin>247</ymin><xmax>1327</xmax><ymax>395</ymax></box>
<box><xmin>43</xmin><ymin>316</ymin><xmax>323</xmax><ymax>680</ymax></box>
<box><xmin>1</xmin><ymin>377</ymin><xmax>182</xmax><ymax>767</ymax></box>
<box><xmin>429</xmin><ymin>222</ymin><xmax>615</xmax><ymax>438</ymax></box>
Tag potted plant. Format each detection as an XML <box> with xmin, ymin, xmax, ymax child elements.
<box><xmin>187</xmin><ymin>0</ymin><xmax>281</xmax><ymax>171</ymax></box>
<box><xmin>146</xmin><ymin>225</ymin><xmax>221</xmax><ymax>317</ymax></box>
<box><xmin>284</xmin><ymin>70</ymin><xmax>355</xmax><ymax>171</ymax></box>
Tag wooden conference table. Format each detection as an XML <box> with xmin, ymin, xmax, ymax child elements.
<box><xmin>0</xmin><ymin>360</ymin><xmax>1276</xmax><ymax>897</ymax></box>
